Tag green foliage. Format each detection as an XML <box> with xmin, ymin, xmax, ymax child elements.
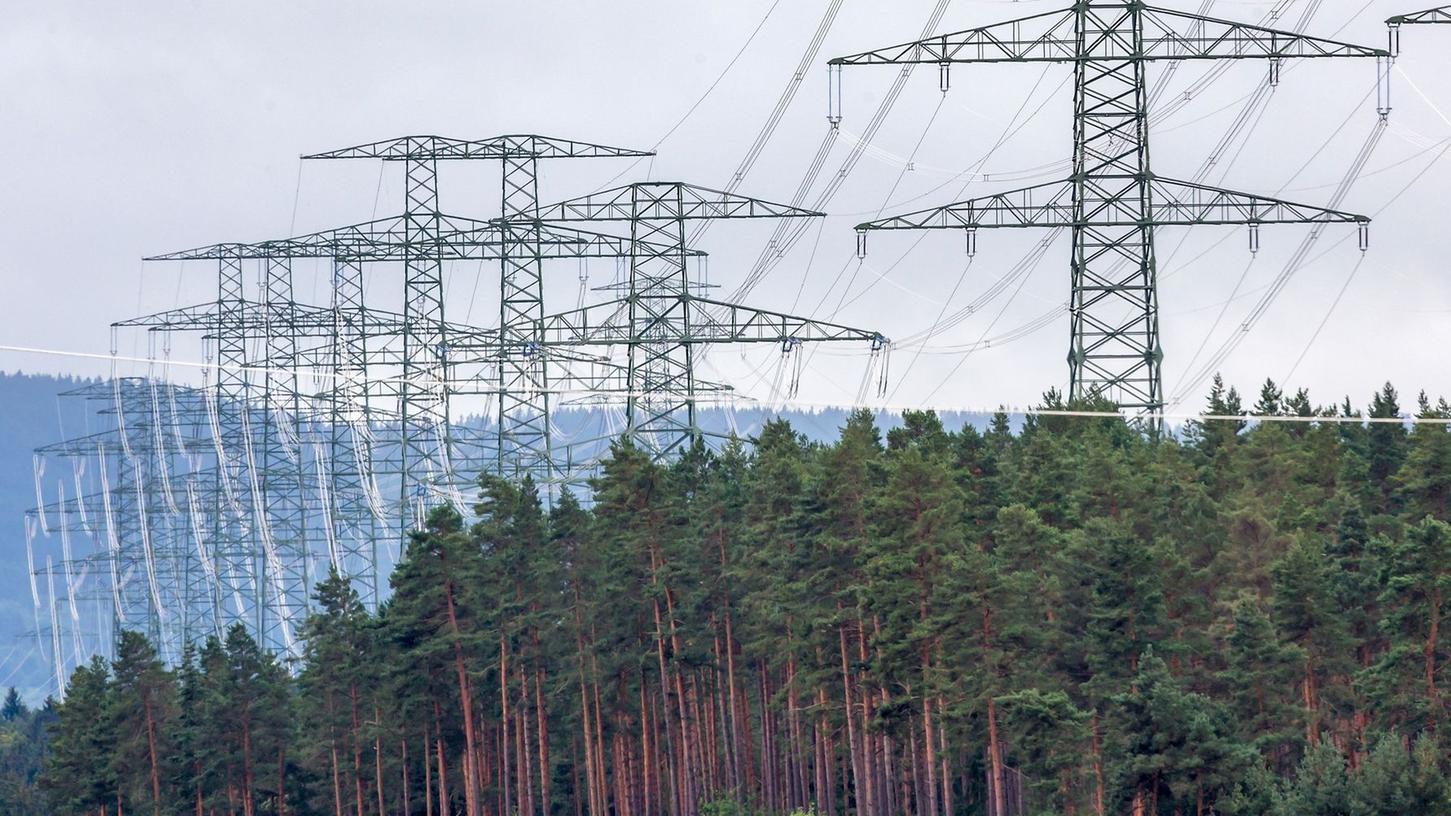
<box><xmin>1</xmin><ymin>688</ymin><xmax>25</xmax><ymax>722</ymax></box>
<box><xmin>8</xmin><ymin>379</ymin><xmax>1451</xmax><ymax>816</ymax></box>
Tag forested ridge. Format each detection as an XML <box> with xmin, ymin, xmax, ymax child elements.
<box><xmin>7</xmin><ymin>378</ymin><xmax>1451</xmax><ymax>816</ymax></box>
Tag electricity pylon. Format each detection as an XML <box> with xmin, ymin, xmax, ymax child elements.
<box><xmin>32</xmin><ymin>378</ymin><xmax>222</xmax><ymax>662</ymax></box>
<box><xmin>298</xmin><ymin>134</ymin><xmax>652</xmax><ymax>503</ymax></box>
<box><xmin>530</xmin><ymin>182</ymin><xmax>889</xmax><ymax>456</ymax></box>
<box><xmin>129</xmin><ymin>211</ymin><xmax>710</xmax><ymax>619</ymax></box>
<box><xmin>832</xmin><ymin>1</ymin><xmax>1385</xmax><ymax>415</ymax></box>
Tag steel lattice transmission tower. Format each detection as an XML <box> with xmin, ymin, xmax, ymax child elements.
<box><xmin>832</xmin><ymin>1</ymin><xmax>1386</xmax><ymax>415</ymax></box>
<box><xmin>299</xmin><ymin>135</ymin><xmax>652</xmax><ymax>498</ymax></box>
<box><xmin>531</xmin><ymin>182</ymin><xmax>889</xmax><ymax>456</ymax></box>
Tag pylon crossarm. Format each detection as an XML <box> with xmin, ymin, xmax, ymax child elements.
<box><xmin>830</xmin><ymin>8</ymin><xmax>1078</xmax><ymax>64</ymax></box>
<box><xmin>1148</xmin><ymin>178</ymin><xmax>1369</xmax><ymax>225</ymax></box>
<box><xmin>35</xmin><ymin>428</ymin><xmax>178</xmax><ymax>457</ymax></box>
<box><xmin>302</xmin><ymin>134</ymin><xmax>651</xmax><ymax>161</ymax></box>
<box><xmin>1139</xmin><ymin>6</ymin><xmax>1388</xmax><ymax>59</ymax></box>
<box><xmin>856</xmin><ymin>177</ymin><xmax>1368</xmax><ymax>231</ymax></box>
<box><xmin>1388</xmin><ymin>5</ymin><xmax>1451</xmax><ymax>24</ymax></box>
<box><xmin>114</xmin><ymin>300</ymin><xmax>337</xmax><ymax>332</ymax></box>
<box><xmin>59</xmin><ymin>378</ymin><xmax>207</xmax><ymax>401</ymax></box>
<box><xmin>830</xmin><ymin>3</ymin><xmax>1383</xmax><ymax>65</ymax></box>
<box><xmin>534</xmin><ymin>182</ymin><xmax>825</xmax><ymax>222</ymax></box>
<box><xmin>536</xmin><ymin>296</ymin><xmax>885</xmax><ymax>347</ymax></box>
<box><xmin>145</xmin><ymin>215</ymin><xmax>495</xmax><ymax>262</ymax></box>
<box><xmin>535</xmin><ymin>299</ymin><xmax>633</xmax><ymax>345</ymax></box>
<box><xmin>857</xmin><ymin>180</ymin><xmax>1076</xmax><ymax>230</ymax></box>
<box><xmin>688</xmin><ymin>297</ymin><xmax>888</xmax><ymax>345</ymax></box>
<box><xmin>513</xmin><ymin>222</ymin><xmax>709</xmax><ymax>258</ymax></box>
<box><xmin>146</xmin><ymin>215</ymin><xmax>697</xmax><ymax>263</ymax></box>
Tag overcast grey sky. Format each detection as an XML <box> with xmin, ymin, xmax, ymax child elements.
<box><xmin>1</xmin><ymin>0</ymin><xmax>1447</xmax><ymax>416</ymax></box>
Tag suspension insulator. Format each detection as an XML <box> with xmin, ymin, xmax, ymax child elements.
<box><xmin>827</xmin><ymin>65</ymin><xmax>844</xmax><ymax>129</ymax></box>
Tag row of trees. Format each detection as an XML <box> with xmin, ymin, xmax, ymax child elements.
<box><xmin>20</xmin><ymin>379</ymin><xmax>1451</xmax><ymax>815</ymax></box>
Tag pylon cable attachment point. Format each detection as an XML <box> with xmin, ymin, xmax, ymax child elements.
<box><xmin>1358</xmin><ymin>222</ymin><xmax>1370</xmax><ymax>252</ymax></box>
<box><xmin>939</xmin><ymin>62</ymin><xmax>951</xmax><ymax>93</ymax></box>
<box><xmin>965</xmin><ymin>229</ymin><xmax>978</xmax><ymax>257</ymax></box>
<box><xmin>1248</xmin><ymin>224</ymin><xmax>1260</xmax><ymax>254</ymax></box>
<box><xmin>855</xmin><ymin>229</ymin><xmax>868</xmax><ymax>258</ymax></box>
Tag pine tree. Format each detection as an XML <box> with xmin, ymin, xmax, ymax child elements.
<box><xmin>1346</xmin><ymin>733</ymin><xmax>1451</xmax><ymax>816</ymax></box>
<box><xmin>41</xmin><ymin>656</ymin><xmax>114</xmax><ymax>816</ymax></box>
<box><xmin>1270</xmin><ymin>537</ymin><xmax>1353</xmax><ymax>747</ymax></box>
<box><xmin>107</xmin><ymin>630</ymin><xmax>176</xmax><ymax>816</ymax></box>
<box><xmin>387</xmin><ymin>505</ymin><xmax>488</xmax><ymax>816</ymax></box>
<box><xmin>2</xmin><ymin>688</ymin><xmax>25</xmax><ymax>722</ymax></box>
<box><xmin>1366</xmin><ymin>516</ymin><xmax>1451</xmax><ymax>732</ymax></box>
<box><xmin>298</xmin><ymin>570</ymin><xmax>373</xmax><ymax>816</ymax></box>
<box><xmin>1110</xmin><ymin>651</ymin><xmax>1253</xmax><ymax>815</ymax></box>
<box><xmin>1216</xmin><ymin>596</ymin><xmax>1304</xmax><ymax>769</ymax></box>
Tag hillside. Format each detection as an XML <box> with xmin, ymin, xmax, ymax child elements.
<box><xmin>0</xmin><ymin>373</ymin><xmax>96</xmax><ymax>702</ymax></box>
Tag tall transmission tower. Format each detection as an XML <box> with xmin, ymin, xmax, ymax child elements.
<box><xmin>32</xmin><ymin>378</ymin><xmax>222</xmax><ymax>662</ymax></box>
<box><xmin>531</xmin><ymin>182</ymin><xmax>889</xmax><ymax>456</ymax></box>
<box><xmin>832</xmin><ymin>1</ymin><xmax>1386</xmax><ymax>415</ymax></box>
<box><xmin>298</xmin><ymin>135</ymin><xmax>652</xmax><ymax>501</ymax></box>
<box><xmin>124</xmin><ymin>208</ymin><xmax>708</xmax><ymax>634</ymax></box>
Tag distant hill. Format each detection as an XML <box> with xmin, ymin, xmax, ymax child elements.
<box><xmin>0</xmin><ymin>372</ymin><xmax>99</xmax><ymax>703</ymax></box>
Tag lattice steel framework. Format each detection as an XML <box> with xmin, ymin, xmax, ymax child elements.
<box><xmin>529</xmin><ymin>182</ymin><xmax>889</xmax><ymax>456</ymax></box>
<box><xmin>299</xmin><ymin>135</ymin><xmax>653</xmax><ymax>504</ymax></box>
<box><xmin>128</xmin><ymin>199</ymin><xmax>708</xmax><ymax>624</ymax></box>
<box><xmin>832</xmin><ymin>0</ymin><xmax>1384</xmax><ymax>414</ymax></box>
<box><xmin>32</xmin><ymin>378</ymin><xmax>226</xmax><ymax>664</ymax></box>
<box><xmin>1388</xmin><ymin>6</ymin><xmax>1451</xmax><ymax>25</ymax></box>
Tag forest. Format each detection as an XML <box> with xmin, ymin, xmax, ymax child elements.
<box><xmin>5</xmin><ymin>377</ymin><xmax>1451</xmax><ymax>816</ymax></box>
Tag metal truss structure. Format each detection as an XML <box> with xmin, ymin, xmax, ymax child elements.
<box><xmin>298</xmin><ymin>135</ymin><xmax>654</xmax><ymax>499</ymax></box>
<box><xmin>29</xmin><ymin>378</ymin><xmax>230</xmax><ymax>664</ymax></box>
<box><xmin>526</xmin><ymin>182</ymin><xmax>888</xmax><ymax>455</ymax></box>
<box><xmin>1388</xmin><ymin>6</ymin><xmax>1451</xmax><ymax>60</ymax></box>
<box><xmin>32</xmin><ymin>133</ymin><xmax>881</xmax><ymax>680</ymax></box>
<box><xmin>832</xmin><ymin>0</ymin><xmax>1384</xmax><ymax>414</ymax></box>
<box><xmin>1388</xmin><ymin>6</ymin><xmax>1451</xmax><ymax>26</ymax></box>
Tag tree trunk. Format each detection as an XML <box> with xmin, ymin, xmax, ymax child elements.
<box><xmin>351</xmin><ymin>686</ymin><xmax>364</xmax><ymax>816</ymax></box>
<box><xmin>839</xmin><ymin>623</ymin><xmax>866</xmax><ymax>816</ymax></box>
<box><xmin>1091</xmin><ymin>713</ymin><xmax>1106</xmax><ymax>816</ymax></box>
<box><xmin>276</xmin><ymin>746</ymin><xmax>287</xmax><ymax>816</ymax></box>
<box><xmin>143</xmin><ymin>696</ymin><xmax>163</xmax><ymax>816</ymax></box>
<box><xmin>442</xmin><ymin>577</ymin><xmax>479</xmax><ymax>816</ymax></box>
<box><xmin>987</xmin><ymin>698</ymin><xmax>1007</xmax><ymax>816</ymax></box>
<box><xmin>500</xmin><ymin>639</ymin><xmax>514</xmax><ymax>816</ymax></box>
<box><xmin>1427</xmin><ymin>589</ymin><xmax>1441</xmax><ymax>725</ymax></box>
<box><xmin>434</xmin><ymin>704</ymin><xmax>450</xmax><ymax>816</ymax></box>
<box><xmin>536</xmin><ymin>670</ymin><xmax>551</xmax><ymax>816</ymax></box>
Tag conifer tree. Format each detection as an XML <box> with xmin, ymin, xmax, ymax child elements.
<box><xmin>2</xmin><ymin>688</ymin><xmax>25</xmax><ymax>722</ymax></box>
<box><xmin>41</xmin><ymin>656</ymin><xmax>114</xmax><ymax>816</ymax></box>
<box><xmin>107</xmin><ymin>630</ymin><xmax>176</xmax><ymax>816</ymax></box>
